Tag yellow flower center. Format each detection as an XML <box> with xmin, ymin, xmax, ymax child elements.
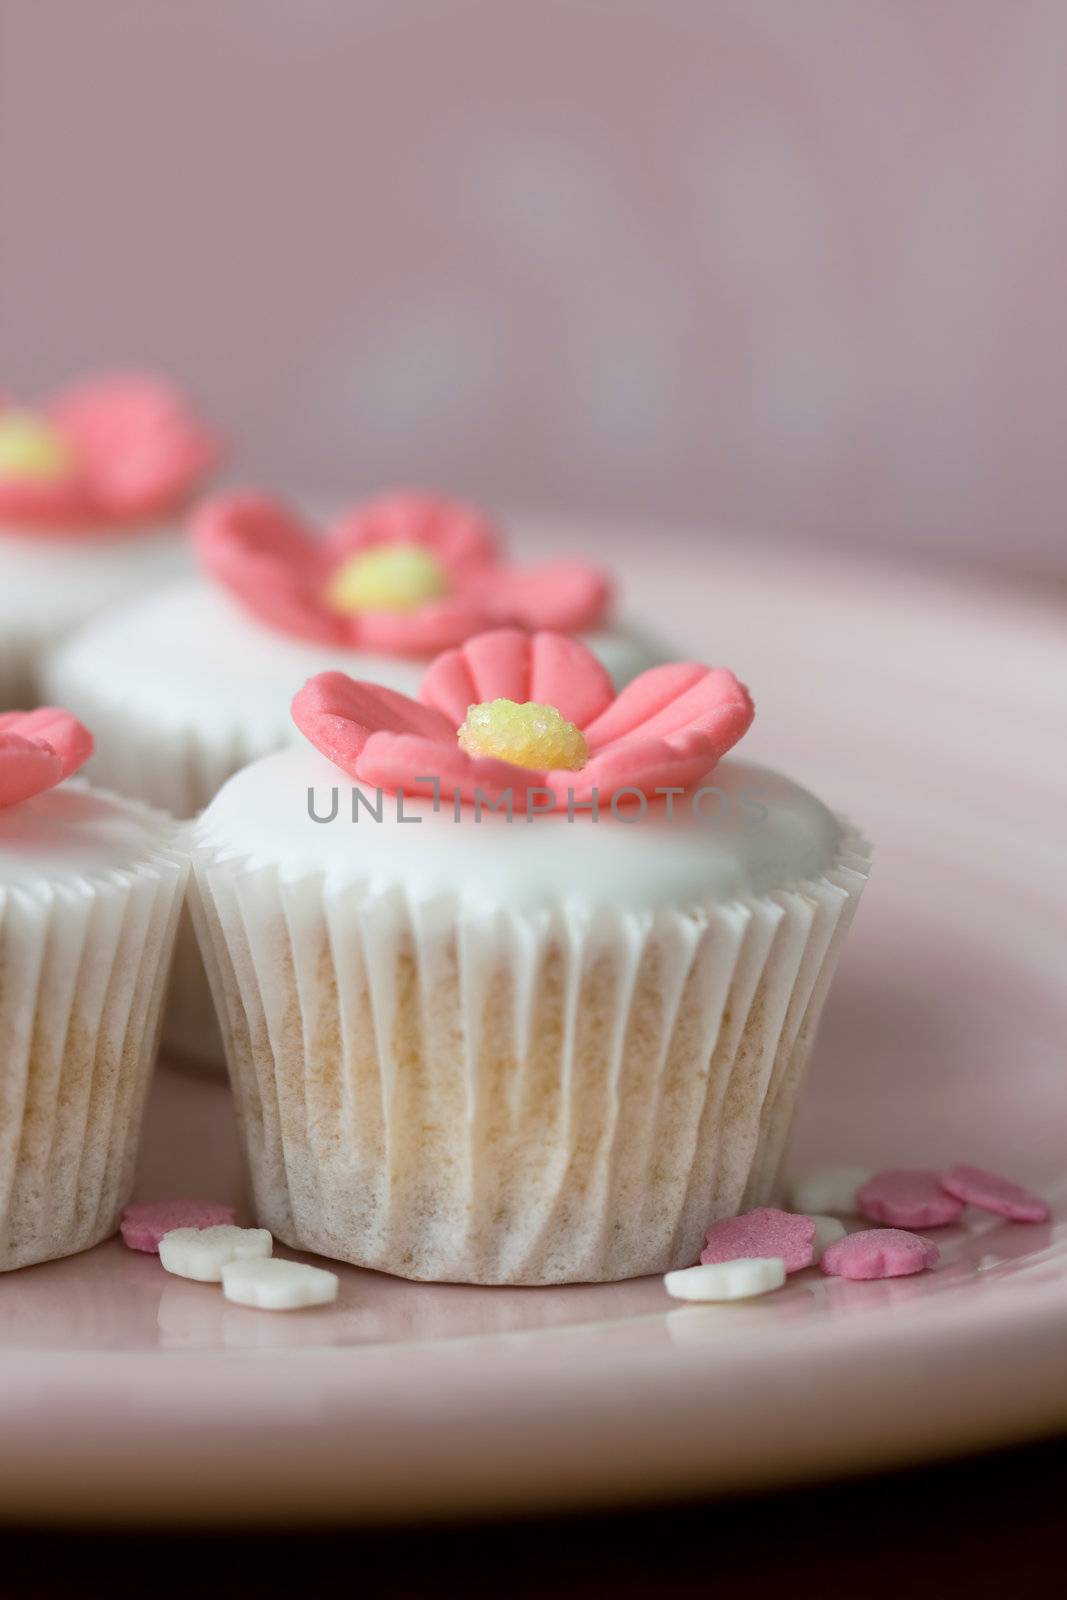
<box><xmin>457</xmin><ymin>699</ymin><xmax>588</xmax><ymax>771</ymax></box>
<box><xmin>325</xmin><ymin>543</ymin><xmax>448</xmax><ymax>614</ymax></box>
<box><xmin>0</xmin><ymin>411</ymin><xmax>74</xmax><ymax>482</ymax></box>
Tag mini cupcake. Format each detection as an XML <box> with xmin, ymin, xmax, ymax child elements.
<box><xmin>189</xmin><ymin>629</ymin><xmax>869</xmax><ymax>1285</ymax></box>
<box><xmin>0</xmin><ymin>374</ymin><xmax>220</xmax><ymax>706</ymax></box>
<box><xmin>0</xmin><ymin>707</ymin><xmax>186</xmax><ymax>1270</ymax></box>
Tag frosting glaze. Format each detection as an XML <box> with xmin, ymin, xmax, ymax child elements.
<box><xmin>194</xmin><ymin>743</ymin><xmax>845</xmax><ymax>913</ymax></box>
<box><xmin>0</xmin><ymin>782</ymin><xmax>171</xmax><ymax>890</ymax></box>
<box><xmin>50</xmin><ymin>579</ymin><xmax>426</xmax><ymax>712</ymax></box>
<box><xmin>0</xmin><ymin>524</ymin><xmax>187</xmax><ymax>614</ymax></box>
<box><xmin>0</xmin><ymin>525</ymin><xmax>188</xmax><ymax>706</ymax></box>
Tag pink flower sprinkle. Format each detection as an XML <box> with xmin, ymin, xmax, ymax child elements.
<box><xmin>120</xmin><ymin>1199</ymin><xmax>237</xmax><ymax>1253</ymax></box>
<box><xmin>857</xmin><ymin>1169</ymin><xmax>964</xmax><ymax>1229</ymax></box>
<box><xmin>701</xmin><ymin>1207</ymin><xmax>816</xmax><ymax>1274</ymax></box>
<box><xmin>821</xmin><ymin>1228</ymin><xmax>939</xmax><ymax>1281</ymax></box>
<box><xmin>940</xmin><ymin>1164</ymin><xmax>1050</xmax><ymax>1223</ymax></box>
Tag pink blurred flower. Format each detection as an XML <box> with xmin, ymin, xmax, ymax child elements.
<box><xmin>0</xmin><ymin>374</ymin><xmax>219</xmax><ymax>535</ymax></box>
<box><xmin>194</xmin><ymin>490</ymin><xmax>612</xmax><ymax>656</ymax></box>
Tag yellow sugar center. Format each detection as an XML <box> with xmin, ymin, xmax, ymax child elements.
<box><xmin>0</xmin><ymin>411</ymin><xmax>74</xmax><ymax>482</ymax></box>
<box><xmin>325</xmin><ymin>543</ymin><xmax>448</xmax><ymax>614</ymax></box>
<box><xmin>457</xmin><ymin>699</ymin><xmax>588</xmax><ymax>771</ymax></box>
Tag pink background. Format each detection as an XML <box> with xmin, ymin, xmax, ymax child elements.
<box><xmin>2</xmin><ymin>0</ymin><xmax>1065</xmax><ymax>573</ymax></box>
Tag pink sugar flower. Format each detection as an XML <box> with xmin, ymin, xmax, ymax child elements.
<box><xmin>0</xmin><ymin>707</ymin><xmax>93</xmax><ymax>808</ymax></box>
<box><xmin>0</xmin><ymin>374</ymin><xmax>219</xmax><ymax>534</ymax></box>
<box><xmin>193</xmin><ymin>490</ymin><xmax>612</xmax><ymax>656</ymax></box>
<box><xmin>291</xmin><ymin>628</ymin><xmax>754</xmax><ymax>808</ymax></box>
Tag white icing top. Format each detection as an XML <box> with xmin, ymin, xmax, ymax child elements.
<box><xmin>46</xmin><ymin>579</ymin><xmax>662</xmax><ymax>726</ymax></box>
<box><xmin>0</xmin><ymin>523</ymin><xmax>187</xmax><ymax>634</ymax></box>
<box><xmin>0</xmin><ymin>782</ymin><xmax>171</xmax><ymax>889</ymax></box>
<box><xmin>194</xmin><ymin>744</ymin><xmax>843</xmax><ymax>912</ymax></box>
<box><xmin>49</xmin><ymin>580</ymin><xmax>425</xmax><ymax>715</ymax></box>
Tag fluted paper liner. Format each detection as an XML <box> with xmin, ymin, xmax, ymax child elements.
<box><xmin>0</xmin><ymin>818</ymin><xmax>187</xmax><ymax>1270</ymax></box>
<box><xmin>191</xmin><ymin>826</ymin><xmax>869</xmax><ymax>1285</ymax></box>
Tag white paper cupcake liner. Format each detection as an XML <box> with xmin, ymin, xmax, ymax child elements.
<box><xmin>0</xmin><ymin>814</ymin><xmax>187</xmax><ymax>1271</ymax></box>
<box><xmin>41</xmin><ymin>655</ymin><xmax>271</xmax><ymax>1069</ymax></box>
<box><xmin>190</xmin><ymin>828</ymin><xmax>869</xmax><ymax>1285</ymax></box>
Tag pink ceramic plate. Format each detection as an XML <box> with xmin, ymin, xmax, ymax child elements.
<box><xmin>2</xmin><ymin>531</ymin><xmax>1065</xmax><ymax>1525</ymax></box>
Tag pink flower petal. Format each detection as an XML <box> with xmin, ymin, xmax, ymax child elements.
<box><xmin>584</xmin><ymin>663</ymin><xmax>754</xmax><ymax>758</ymax></box>
<box><xmin>700</xmin><ymin>1207</ymin><xmax>816</xmax><ymax>1273</ymax></box>
<box><xmin>471</xmin><ymin>560</ymin><xmax>611</xmax><ymax>633</ymax></box>
<box><xmin>0</xmin><ymin>707</ymin><xmax>93</xmax><ymax>780</ymax></box>
<box><xmin>0</xmin><ymin>472</ymin><xmax>97</xmax><ymax>531</ymax></box>
<box><xmin>568</xmin><ymin>730</ymin><xmax>718</xmax><ymax>803</ymax></box>
<box><xmin>50</xmin><ymin>373</ymin><xmax>219</xmax><ymax>521</ymax></box>
<box><xmin>420</xmin><ymin>630</ymin><xmax>615</xmax><ymax>730</ymax></box>
<box><xmin>528</xmin><ymin>632</ymin><xmax>615</xmax><ymax>728</ymax></box>
<box><xmin>327</xmin><ymin>491</ymin><xmax>501</xmax><ymax>580</ymax></box>
<box><xmin>857</xmin><ymin>1170</ymin><xmax>964</xmax><ymax>1229</ymax></box>
<box><xmin>194</xmin><ymin>493</ymin><xmax>345</xmax><ymax>644</ymax></box>
<box><xmin>417</xmin><ymin>645</ymin><xmax>480</xmax><ymax>727</ymax></box>
<box><xmin>0</xmin><ymin>708</ymin><xmax>93</xmax><ymax>808</ymax></box>
<box><xmin>940</xmin><ymin>1164</ymin><xmax>1050</xmax><ymax>1223</ymax></box>
<box><xmin>821</xmin><ymin>1228</ymin><xmax>939</xmax><ymax>1280</ymax></box>
<box><xmin>582</xmin><ymin>662</ymin><xmax>707</xmax><ymax>745</ymax></box>
<box><xmin>353</xmin><ymin>594</ymin><xmax>495</xmax><ymax>656</ymax></box>
<box><xmin>291</xmin><ymin>671</ymin><xmax>454</xmax><ymax>775</ymax></box>
<box><xmin>0</xmin><ymin>734</ymin><xmax>63</xmax><ymax>809</ymax></box>
<box><xmin>460</xmin><ymin>628</ymin><xmax>538</xmax><ymax>707</ymax></box>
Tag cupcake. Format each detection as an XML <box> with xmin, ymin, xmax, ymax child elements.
<box><xmin>189</xmin><ymin>629</ymin><xmax>869</xmax><ymax>1285</ymax></box>
<box><xmin>0</xmin><ymin>374</ymin><xmax>219</xmax><ymax>706</ymax></box>
<box><xmin>45</xmin><ymin>492</ymin><xmax>661</xmax><ymax>1067</ymax></box>
<box><xmin>0</xmin><ymin>707</ymin><xmax>186</xmax><ymax>1270</ymax></box>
